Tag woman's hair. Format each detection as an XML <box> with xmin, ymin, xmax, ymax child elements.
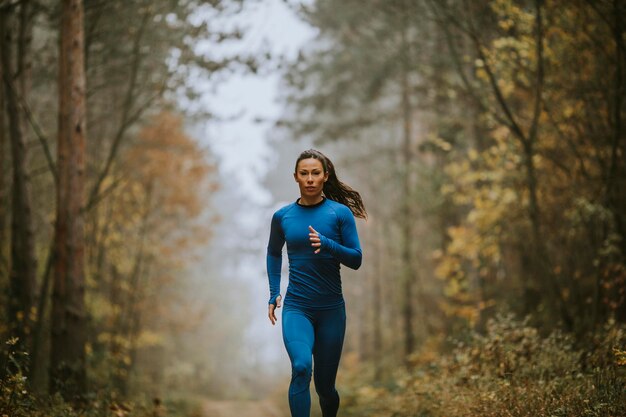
<box><xmin>295</xmin><ymin>149</ymin><xmax>367</xmax><ymax>219</ymax></box>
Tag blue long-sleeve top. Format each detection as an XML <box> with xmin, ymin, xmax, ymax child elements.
<box><xmin>266</xmin><ymin>197</ymin><xmax>362</xmax><ymax>310</ymax></box>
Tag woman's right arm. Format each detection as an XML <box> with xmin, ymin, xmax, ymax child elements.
<box><xmin>267</xmin><ymin>211</ymin><xmax>285</xmax><ymax>324</ymax></box>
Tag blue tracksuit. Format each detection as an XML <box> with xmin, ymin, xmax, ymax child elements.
<box><xmin>266</xmin><ymin>197</ymin><xmax>362</xmax><ymax>417</ymax></box>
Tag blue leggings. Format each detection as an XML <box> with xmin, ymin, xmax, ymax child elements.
<box><xmin>282</xmin><ymin>304</ymin><xmax>346</xmax><ymax>417</ymax></box>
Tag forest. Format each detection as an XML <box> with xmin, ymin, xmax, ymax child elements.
<box><xmin>0</xmin><ymin>0</ymin><xmax>625</xmax><ymax>416</ymax></box>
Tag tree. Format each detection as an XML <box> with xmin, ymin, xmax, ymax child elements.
<box><xmin>0</xmin><ymin>0</ymin><xmax>37</xmax><ymax>365</ymax></box>
<box><xmin>85</xmin><ymin>111</ymin><xmax>218</xmax><ymax>396</ymax></box>
<box><xmin>429</xmin><ymin>0</ymin><xmax>625</xmax><ymax>335</ymax></box>
<box><xmin>0</xmin><ymin>3</ymin><xmax>7</xmax><ymax>323</ymax></box>
<box><xmin>50</xmin><ymin>0</ymin><xmax>87</xmax><ymax>400</ymax></box>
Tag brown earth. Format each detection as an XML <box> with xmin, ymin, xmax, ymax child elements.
<box><xmin>201</xmin><ymin>399</ymin><xmax>285</xmax><ymax>417</ymax></box>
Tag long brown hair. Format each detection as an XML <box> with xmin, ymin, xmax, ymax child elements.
<box><xmin>295</xmin><ymin>149</ymin><xmax>367</xmax><ymax>219</ymax></box>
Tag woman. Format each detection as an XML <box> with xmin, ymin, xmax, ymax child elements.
<box><xmin>266</xmin><ymin>149</ymin><xmax>366</xmax><ymax>417</ymax></box>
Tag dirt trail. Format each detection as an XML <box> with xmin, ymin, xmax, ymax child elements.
<box><xmin>201</xmin><ymin>399</ymin><xmax>285</xmax><ymax>417</ymax></box>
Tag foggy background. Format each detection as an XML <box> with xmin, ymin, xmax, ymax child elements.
<box><xmin>171</xmin><ymin>0</ymin><xmax>316</xmax><ymax>399</ymax></box>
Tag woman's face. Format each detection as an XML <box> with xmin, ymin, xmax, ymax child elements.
<box><xmin>294</xmin><ymin>158</ymin><xmax>328</xmax><ymax>199</ymax></box>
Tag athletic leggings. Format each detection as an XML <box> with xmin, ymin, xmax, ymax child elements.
<box><xmin>282</xmin><ymin>304</ymin><xmax>346</xmax><ymax>417</ymax></box>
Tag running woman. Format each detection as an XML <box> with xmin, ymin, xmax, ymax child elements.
<box><xmin>266</xmin><ymin>149</ymin><xmax>366</xmax><ymax>417</ymax></box>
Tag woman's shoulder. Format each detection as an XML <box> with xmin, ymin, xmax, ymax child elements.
<box><xmin>325</xmin><ymin>199</ymin><xmax>354</xmax><ymax>219</ymax></box>
<box><xmin>272</xmin><ymin>201</ymin><xmax>298</xmax><ymax>219</ymax></box>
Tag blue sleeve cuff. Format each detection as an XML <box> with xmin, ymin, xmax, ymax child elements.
<box><xmin>268</xmin><ymin>294</ymin><xmax>281</xmax><ymax>305</ymax></box>
<box><xmin>318</xmin><ymin>233</ymin><xmax>362</xmax><ymax>269</ymax></box>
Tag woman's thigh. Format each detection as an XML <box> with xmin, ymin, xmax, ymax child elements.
<box><xmin>282</xmin><ymin>307</ymin><xmax>315</xmax><ymax>362</ymax></box>
<box><xmin>312</xmin><ymin>305</ymin><xmax>346</xmax><ymax>368</ymax></box>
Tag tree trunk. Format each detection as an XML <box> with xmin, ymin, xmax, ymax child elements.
<box><xmin>50</xmin><ymin>0</ymin><xmax>88</xmax><ymax>401</ymax></box>
<box><xmin>606</xmin><ymin>0</ymin><xmax>626</xmax><ymax>322</ymax></box>
<box><xmin>0</xmin><ymin>0</ymin><xmax>37</xmax><ymax>363</ymax></box>
<box><xmin>372</xmin><ymin>220</ymin><xmax>384</xmax><ymax>380</ymax></box>
<box><xmin>115</xmin><ymin>184</ymin><xmax>151</xmax><ymax>395</ymax></box>
<box><xmin>400</xmin><ymin>24</ymin><xmax>416</xmax><ymax>364</ymax></box>
<box><xmin>358</xmin><ymin>271</ymin><xmax>370</xmax><ymax>362</ymax></box>
<box><xmin>29</xmin><ymin>240</ymin><xmax>54</xmax><ymax>393</ymax></box>
<box><xmin>17</xmin><ymin>0</ymin><xmax>32</xmax><ymax>112</ymax></box>
<box><xmin>0</xmin><ymin>9</ymin><xmax>6</xmax><ymax>285</ymax></box>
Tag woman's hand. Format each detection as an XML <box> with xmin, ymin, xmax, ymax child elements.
<box><xmin>268</xmin><ymin>295</ymin><xmax>282</xmax><ymax>325</ymax></box>
<box><xmin>309</xmin><ymin>225</ymin><xmax>322</xmax><ymax>254</ymax></box>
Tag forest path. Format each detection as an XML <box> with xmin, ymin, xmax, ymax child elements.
<box><xmin>201</xmin><ymin>399</ymin><xmax>285</xmax><ymax>417</ymax></box>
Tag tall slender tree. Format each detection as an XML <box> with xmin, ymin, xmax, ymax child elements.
<box><xmin>50</xmin><ymin>0</ymin><xmax>87</xmax><ymax>400</ymax></box>
<box><xmin>0</xmin><ymin>6</ymin><xmax>6</xmax><ymax>286</ymax></box>
<box><xmin>0</xmin><ymin>0</ymin><xmax>37</xmax><ymax>362</ymax></box>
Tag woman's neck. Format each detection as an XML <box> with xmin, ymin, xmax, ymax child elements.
<box><xmin>298</xmin><ymin>195</ymin><xmax>324</xmax><ymax>206</ymax></box>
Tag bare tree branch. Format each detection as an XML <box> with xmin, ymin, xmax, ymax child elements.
<box><xmin>0</xmin><ymin>0</ymin><xmax>22</xmax><ymax>12</ymax></box>
<box><xmin>527</xmin><ymin>0</ymin><xmax>545</xmax><ymax>145</ymax></box>
<box><xmin>425</xmin><ymin>0</ymin><xmax>525</xmax><ymax>138</ymax></box>
<box><xmin>12</xmin><ymin>82</ymin><xmax>57</xmax><ymax>182</ymax></box>
<box><xmin>84</xmin><ymin>174</ymin><xmax>128</xmax><ymax>213</ymax></box>
<box><xmin>471</xmin><ymin>34</ymin><xmax>527</xmax><ymax>144</ymax></box>
<box><xmin>86</xmin><ymin>12</ymin><xmax>151</xmax><ymax>210</ymax></box>
<box><xmin>85</xmin><ymin>82</ymin><xmax>165</xmax><ymax>211</ymax></box>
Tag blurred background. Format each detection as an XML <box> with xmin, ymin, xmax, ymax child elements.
<box><xmin>0</xmin><ymin>0</ymin><xmax>624</xmax><ymax>416</ymax></box>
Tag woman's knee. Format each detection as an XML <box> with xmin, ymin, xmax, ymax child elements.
<box><xmin>314</xmin><ymin>366</ymin><xmax>339</xmax><ymax>398</ymax></box>
<box><xmin>289</xmin><ymin>357</ymin><xmax>313</xmax><ymax>396</ymax></box>
<box><xmin>292</xmin><ymin>357</ymin><xmax>313</xmax><ymax>378</ymax></box>
<box><xmin>315</xmin><ymin>383</ymin><xmax>337</xmax><ymax>399</ymax></box>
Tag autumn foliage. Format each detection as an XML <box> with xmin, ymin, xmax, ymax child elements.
<box><xmin>85</xmin><ymin>111</ymin><xmax>218</xmax><ymax>395</ymax></box>
<box><xmin>338</xmin><ymin>314</ymin><xmax>626</xmax><ymax>417</ymax></box>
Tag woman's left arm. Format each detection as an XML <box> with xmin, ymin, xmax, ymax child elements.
<box><xmin>309</xmin><ymin>209</ymin><xmax>362</xmax><ymax>269</ymax></box>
